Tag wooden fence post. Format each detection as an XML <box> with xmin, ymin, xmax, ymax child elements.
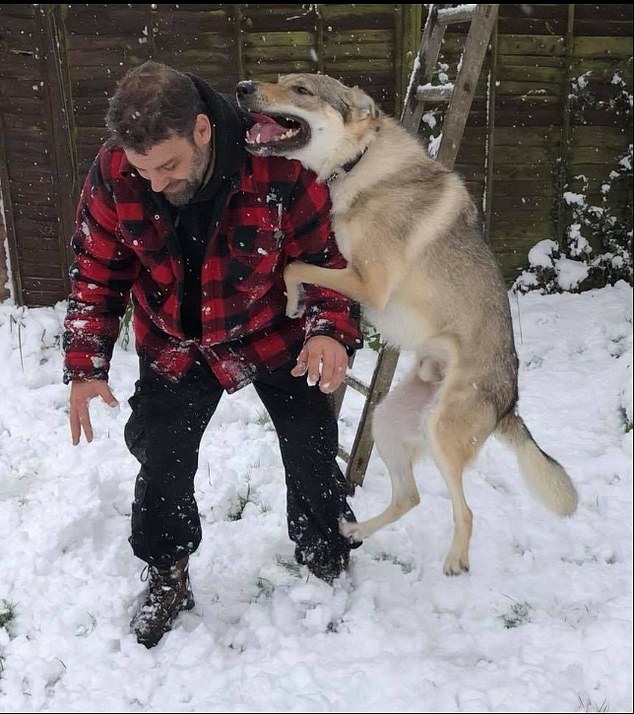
<box><xmin>36</xmin><ymin>4</ymin><xmax>77</xmax><ymax>279</ymax></box>
<box><xmin>556</xmin><ymin>4</ymin><xmax>576</xmax><ymax>246</ymax></box>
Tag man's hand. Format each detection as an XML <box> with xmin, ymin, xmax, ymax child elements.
<box><xmin>69</xmin><ymin>380</ymin><xmax>119</xmax><ymax>445</ymax></box>
<box><xmin>291</xmin><ymin>335</ymin><xmax>349</xmax><ymax>393</ymax></box>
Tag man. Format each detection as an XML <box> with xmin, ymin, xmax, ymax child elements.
<box><xmin>63</xmin><ymin>61</ymin><xmax>362</xmax><ymax>648</ymax></box>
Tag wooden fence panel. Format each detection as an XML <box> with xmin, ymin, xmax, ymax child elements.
<box><xmin>0</xmin><ymin>4</ymin><xmax>75</xmax><ymax>305</ymax></box>
<box><xmin>0</xmin><ymin>4</ymin><xmax>632</xmax><ymax>303</ymax></box>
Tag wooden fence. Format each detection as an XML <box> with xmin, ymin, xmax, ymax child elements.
<box><xmin>0</xmin><ymin>4</ymin><xmax>631</xmax><ymax>306</ymax></box>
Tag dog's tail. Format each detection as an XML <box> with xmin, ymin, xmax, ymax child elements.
<box><xmin>495</xmin><ymin>412</ymin><xmax>578</xmax><ymax>516</ymax></box>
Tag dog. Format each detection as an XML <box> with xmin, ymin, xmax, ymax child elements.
<box><xmin>236</xmin><ymin>73</ymin><xmax>578</xmax><ymax>575</ymax></box>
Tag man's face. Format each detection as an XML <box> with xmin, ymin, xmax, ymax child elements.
<box><xmin>124</xmin><ymin>114</ymin><xmax>211</xmax><ymax>206</ymax></box>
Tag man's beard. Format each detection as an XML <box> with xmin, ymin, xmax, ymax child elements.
<box><xmin>163</xmin><ymin>144</ymin><xmax>209</xmax><ymax>207</ymax></box>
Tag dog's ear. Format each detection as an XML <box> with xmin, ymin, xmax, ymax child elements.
<box><xmin>345</xmin><ymin>86</ymin><xmax>379</xmax><ymax>120</ymax></box>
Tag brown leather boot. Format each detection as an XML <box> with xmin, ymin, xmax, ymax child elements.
<box><xmin>130</xmin><ymin>556</ymin><xmax>195</xmax><ymax>648</ymax></box>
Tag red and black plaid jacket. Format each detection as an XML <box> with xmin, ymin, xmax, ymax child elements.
<box><xmin>63</xmin><ymin>145</ymin><xmax>362</xmax><ymax>392</ymax></box>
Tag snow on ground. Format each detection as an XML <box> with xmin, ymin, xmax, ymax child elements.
<box><xmin>0</xmin><ymin>282</ymin><xmax>632</xmax><ymax>713</ymax></box>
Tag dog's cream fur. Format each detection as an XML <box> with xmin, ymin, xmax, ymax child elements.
<box><xmin>238</xmin><ymin>74</ymin><xmax>577</xmax><ymax>574</ymax></box>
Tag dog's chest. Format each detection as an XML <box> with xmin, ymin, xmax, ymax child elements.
<box><xmin>364</xmin><ymin>301</ymin><xmax>430</xmax><ymax>351</ymax></box>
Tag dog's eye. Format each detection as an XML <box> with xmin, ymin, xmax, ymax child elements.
<box><xmin>292</xmin><ymin>85</ymin><xmax>313</xmax><ymax>97</ymax></box>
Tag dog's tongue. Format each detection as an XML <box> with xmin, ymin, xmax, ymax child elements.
<box><xmin>246</xmin><ymin>113</ymin><xmax>286</xmax><ymax>144</ymax></box>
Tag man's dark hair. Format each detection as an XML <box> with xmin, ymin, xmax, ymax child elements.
<box><xmin>105</xmin><ymin>61</ymin><xmax>205</xmax><ymax>153</ymax></box>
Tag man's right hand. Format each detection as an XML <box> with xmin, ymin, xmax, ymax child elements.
<box><xmin>69</xmin><ymin>380</ymin><xmax>119</xmax><ymax>445</ymax></box>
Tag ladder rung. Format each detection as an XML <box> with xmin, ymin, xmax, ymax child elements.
<box><xmin>416</xmin><ymin>83</ymin><xmax>454</xmax><ymax>103</ymax></box>
<box><xmin>437</xmin><ymin>4</ymin><xmax>477</xmax><ymax>25</ymax></box>
<box><xmin>344</xmin><ymin>374</ymin><xmax>370</xmax><ymax>397</ymax></box>
<box><xmin>338</xmin><ymin>446</ymin><xmax>350</xmax><ymax>463</ymax></box>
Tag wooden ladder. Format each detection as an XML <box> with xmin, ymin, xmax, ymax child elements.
<box><xmin>336</xmin><ymin>3</ymin><xmax>499</xmax><ymax>487</ymax></box>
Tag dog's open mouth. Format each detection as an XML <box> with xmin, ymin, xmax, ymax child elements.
<box><xmin>245</xmin><ymin>113</ymin><xmax>310</xmax><ymax>155</ymax></box>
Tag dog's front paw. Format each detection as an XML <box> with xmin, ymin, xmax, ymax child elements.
<box><xmin>339</xmin><ymin>518</ymin><xmax>364</xmax><ymax>544</ymax></box>
<box><xmin>284</xmin><ymin>265</ymin><xmax>304</xmax><ymax>318</ymax></box>
<box><xmin>285</xmin><ymin>294</ymin><xmax>303</xmax><ymax>319</ymax></box>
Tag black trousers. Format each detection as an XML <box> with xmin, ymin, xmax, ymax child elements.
<box><xmin>124</xmin><ymin>356</ymin><xmax>358</xmax><ymax>570</ymax></box>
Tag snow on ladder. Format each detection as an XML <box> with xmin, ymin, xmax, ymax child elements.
<box><xmin>336</xmin><ymin>4</ymin><xmax>499</xmax><ymax>487</ymax></box>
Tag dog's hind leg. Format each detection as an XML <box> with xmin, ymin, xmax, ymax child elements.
<box><xmin>429</xmin><ymin>391</ymin><xmax>497</xmax><ymax>575</ymax></box>
<box><xmin>340</xmin><ymin>373</ymin><xmax>438</xmax><ymax>542</ymax></box>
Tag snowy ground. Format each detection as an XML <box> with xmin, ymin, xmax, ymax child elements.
<box><xmin>0</xmin><ymin>282</ymin><xmax>632</xmax><ymax>713</ymax></box>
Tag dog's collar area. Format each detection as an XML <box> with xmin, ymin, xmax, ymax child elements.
<box><xmin>326</xmin><ymin>147</ymin><xmax>369</xmax><ymax>184</ymax></box>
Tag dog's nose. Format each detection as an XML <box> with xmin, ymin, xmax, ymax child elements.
<box><xmin>236</xmin><ymin>80</ymin><xmax>257</xmax><ymax>97</ymax></box>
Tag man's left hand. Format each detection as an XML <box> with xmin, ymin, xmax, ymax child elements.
<box><xmin>291</xmin><ymin>335</ymin><xmax>349</xmax><ymax>393</ymax></box>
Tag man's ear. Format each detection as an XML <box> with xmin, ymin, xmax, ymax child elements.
<box><xmin>193</xmin><ymin>113</ymin><xmax>212</xmax><ymax>145</ymax></box>
<box><xmin>345</xmin><ymin>86</ymin><xmax>379</xmax><ymax>120</ymax></box>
